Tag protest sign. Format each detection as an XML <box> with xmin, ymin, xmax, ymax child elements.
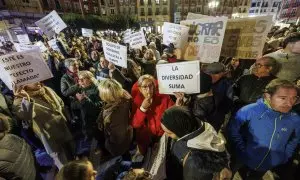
<box><xmin>130</xmin><ymin>31</ymin><xmax>147</xmax><ymax>49</ymax></box>
<box><xmin>180</xmin><ymin>16</ymin><xmax>228</xmax><ymax>63</ymax></box>
<box><xmin>35</xmin><ymin>41</ymin><xmax>48</xmax><ymax>52</ymax></box>
<box><xmin>35</xmin><ymin>10</ymin><xmax>67</xmax><ymax>38</ymax></box>
<box><xmin>16</xmin><ymin>34</ymin><xmax>31</xmax><ymax>44</ymax></box>
<box><xmin>48</xmin><ymin>39</ymin><xmax>60</xmax><ymax>52</ymax></box>
<box><xmin>82</xmin><ymin>28</ymin><xmax>93</xmax><ymax>37</ymax></box>
<box><xmin>163</xmin><ymin>22</ymin><xmax>189</xmax><ymax>49</ymax></box>
<box><xmin>186</xmin><ymin>13</ymin><xmax>210</xmax><ymax>20</ymax></box>
<box><xmin>102</xmin><ymin>39</ymin><xmax>127</xmax><ymax>68</ymax></box>
<box><xmin>0</xmin><ymin>49</ymin><xmax>53</xmax><ymax>90</ymax></box>
<box><xmin>123</xmin><ymin>29</ymin><xmax>132</xmax><ymax>43</ymax></box>
<box><xmin>156</xmin><ymin>61</ymin><xmax>200</xmax><ymax>94</ymax></box>
<box><xmin>14</xmin><ymin>43</ymin><xmax>40</xmax><ymax>52</ymax></box>
<box><xmin>221</xmin><ymin>16</ymin><xmax>273</xmax><ymax>59</ymax></box>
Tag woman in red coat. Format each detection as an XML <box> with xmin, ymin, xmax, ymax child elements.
<box><xmin>131</xmin><ymin>74</ymin><xmax>183</xmax><ymax>155</ymax></box>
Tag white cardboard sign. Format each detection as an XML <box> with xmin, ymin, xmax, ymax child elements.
<box><xmin>35</xmin><ymin>10</ymin><xmax>67</xmax><ymax>38</ymax></box>
<box><xmin>130</xmin><ymin>31</ymin><xmax>147</xmax><ymax>49</ymax></box>
<box><xmin>35</xmin><ymin>41</ymin><xmax>48</xmax><ymax>52</ymax></box>
<box><xmin>16</xmin><ymin>34</ymin><xmax>31</xmax><ymax>45</ymax></box>
<box><xmin>123</xmin><ymin>29</ymin><xmax>132</xmax><ymax>44</ymax></box>
<box><xmin>14</xmin><ymin>43</ymin><xmax>40</xmax><ymax>52</ymax></box>
<box><xmin>48</xmin><ymin>39</ymin><xmax>60</xmax><ymax>52</ymax></box>
<box><xmin>0</xmin><ymin>49</ymin><xmax>53</xmax><ymax>89</ymax></box>
<box><xmin>156</xmin><ymin>61</ymin><xmax>200</xmax><ymax>94</ymax></box>
<box><xmin>102</xmin><ymin>39</ymin><xmax>127</xmax><ymax>68</ymax></box>
<box><xmin>163</xmin><ymin>22</ymin><xmax>189</xmax><ymax>49</ymax></box>
<box><xmin>82</xmin><ymin>28</ymin><xmax>93</xmax><ymax>37</ymax></box>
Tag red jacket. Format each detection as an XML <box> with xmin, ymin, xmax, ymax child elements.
<box><xmin>131</xmin><ymin>81</ymin><xmax>174</xmax><ymax>154</ymax></box>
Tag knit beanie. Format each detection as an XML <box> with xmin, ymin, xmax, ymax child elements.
<box><xmin>161</xmin><ymin>106</ymin><xmax>199</xmax><ymax>138</ymax></box>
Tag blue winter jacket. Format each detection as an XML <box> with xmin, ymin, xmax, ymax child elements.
<box><xmin>228</xmin><ymin>98</ymin><xmax>300</xmax><ymax>172</ymax></box>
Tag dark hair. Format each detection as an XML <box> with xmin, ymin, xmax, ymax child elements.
<box><xmin>122</xmin><ymin>169</ymin><xmax>152</xmax><ymax>180</ymax></box>
<box><xmin>260</xmin><ymin>56</ymin><xmax>280</xmax><ymax>75</ymax></box>
<box><xmin>282</xmin><ymin>32</ymin><xmax>300</xmax><ymax>48</ymax></box>
<box><xmin>264</xmin><ymin>79</ymin><xmax>299</xmax><ymax>96</ymax></box>
<box><xmin>55</xmin><ymin>160</ymin><xmax>91</xmax><ymax>180</ymax></box>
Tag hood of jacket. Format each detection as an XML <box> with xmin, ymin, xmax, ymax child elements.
<box><xmin>179</xmin><ymin>122</ymin><xmax>225</xmax><ymax>152</ymax></box>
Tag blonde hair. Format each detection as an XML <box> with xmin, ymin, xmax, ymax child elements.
<box><xmin>98</xmin><ymin>79</ymin><xmax>124</xmax><ymax>103</ymax></box>
<box><xmin>137</xmin><ymin>74</ymin><xmax>155</xmax><ymax>87</ymax></box>
<box><xmin>78</xmin><ymin>71</ymin><xmax>97</xmax><ymax>85</ymax></box>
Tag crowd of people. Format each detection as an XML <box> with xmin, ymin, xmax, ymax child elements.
<box><xmin>1</xmin><ymin>23</ymin><xmax>300</xmax><ymax>180</ymax></box>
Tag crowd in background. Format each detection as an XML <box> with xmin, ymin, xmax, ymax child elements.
<box><xmin>1</xmin><ymin>23</ymin><xmax>300</xmax><ymax>180</ymax></box>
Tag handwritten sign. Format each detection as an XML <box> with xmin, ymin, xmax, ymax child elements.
<box><xmin>48</xmin><ymin>39</ymin><xmax>60</xmax><ymax>52</ymax></box>
<box><xmin>186</xmin><ymin>13</ymin><xmax>210</xmax><ymax>20</ymax></box>
<box><xmin>163</xmin><ymin>22</ymin><xmax>189</xmax><ymax>49</ymax></box>
<box><xmin>0</xmin><ymin>49</ymin><xmax>53</xmax><ymax>89</ymax></box>
<box><xmin>35</xmin><ymin>41</ymin><xmax>48</xmax><ymax>52</ymax></box>
<box><xmin>123</xmin><ymin>29</ymin><xmax>132</xmax><ymax>44</ymax></box>
<box><xmin>35</xmin><ymin>10</ymin><xmax>67</xmax><ymax>38</ymax></box>
<box><xmin>221</xmin><ymin>16</ymin><xmax>273</xmax><ymax>59</ymax></box>
<box><xmin>156</xmin><ymin>61</ymin><xmax>200</xmax><ymax>94</ymax></box>
<box><xmin>82</xmin><ymin>28</ymin><xmax>93</xmax><ymax>37</ymax></box>
<box><xmin>130</xmin><ymin>31</ymin><xmax>147</xmax><ymax>49</ymax></box>
<box><xmin>180</xmin><ymin>17</ymin><xmax>228</xmax><ymax>63</ymax></box>
<box><xmin>14</xmin><ymin>43</ymin><xmax>40</xmax><ymax>52</ymax></box>
<box><xmin>16</xmin><ymin>34</ymin><xmax>31</xmax><ymax>45</ymax></box>
<box><xmin>102</xmin><ymin>39</ymin><xmax>127</xmax><ymax>68</ymax></box>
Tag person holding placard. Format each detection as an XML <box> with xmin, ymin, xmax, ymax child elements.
<box><xmin>95</xmin><ymin>56</ymin><xmax>110</xmax><ymax>80</ymax></box>
<box><xmin>131</xmin><ymin>75</ymin><xmax>184</xmax><ymax>155</ymax></box>
<box><xmin>135</xmin><ymin>49</ymin><xmax>157</xmax><ymax>77</ymax></box>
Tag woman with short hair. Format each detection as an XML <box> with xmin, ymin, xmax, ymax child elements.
<box><xmin>97</xmin><ymin>79</ymin><xmax>133</xmax><ymax>157</ymax></box>
<box><xmin>56</xmin><ymin>160</ymin><xmax>97</xmax><ymax>180</ymax></box>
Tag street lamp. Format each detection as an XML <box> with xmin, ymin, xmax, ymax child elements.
<box><xmin>208</xmin><ymin>0</ymin><xmax>219</xmax><ymax>16</ymax></box>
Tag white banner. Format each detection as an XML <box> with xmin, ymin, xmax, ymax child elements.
<box><xmin>102</xmin><ymin>39</ymin><xmax>127</xmax><ymax>68</ymax></box>
<box><xmin>16</xmin><ymin>34</ymin><xmax>31</xmax><ymax>45</ymax></box>
<box><xmin>130</xmin><ymin>30</ymin><xmax>147</xmax><ymax>49</ymax></box>
<box><xmin>82</xmin><ymin>28</ymin><xmax>93</xmax><ymax>37</ymax></box>
<box><xmin>180</xmin><ymin>16</ymin><xmax>228</xmax><ymax>63</ymax></box>
<box><xmin>186</xmin><ymin>13</ymin><xmax>210</xmax><ymax>20</ymax></box>
<box><xmin>35</xmin><ymin>10</ymin><xmax>67</xmax><ymax>38</ymax></box>
<box><xmin>156</xmin><ymin>61</ymin><xmax>200</xmax><ymax>94</ymax></box>
<box><xmin>35</xmin><ymin>41</ymin><xmax>48</xmax><ymax>52</ymax></box>
<box><xmin>0</xmin><ymin>49</ymin><xmax>53</xmax><ymax>89</ymax></box>
<box><xmin>123</xmin><ymin>29</ymin><xmax>132</xmax><ymax>44</ymax></box>
<box><xmin>14</xmin><ymin>43</ymin><xmax>40</xmax><ymax>52</ymax></box>
<box><xmin>163</xmin><ymin>22</ymin><xmax>189</xmax><ymax>49</ymax></box>
<box><xmin>48</xmin><ymin>39</ymin><xmax>60</xmax><ymax>52</ymax></box>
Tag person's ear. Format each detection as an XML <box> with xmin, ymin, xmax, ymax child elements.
<box><xmin>264</xmin><ymin>93</ymin><xmax>271</xmax><ymax>102</ymax></box>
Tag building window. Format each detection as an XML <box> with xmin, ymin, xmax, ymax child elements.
<box><xmin>100</xmin><ymin>0</ymin><xmax>105</xmax><ymax>5</ymax></box>
<box><xmin>255</xmin><ymin>9</ymin><xmax>258</xmax><ymax>13</ymax></box>
<box><xmin>163</xmin><ymin>7</ymin><xmax>167</xmax><ymax>15</ymax></box>
<box><xmin>257</xmin><ymin>2</ymin><xmax>260</xmax><ymax>7</ymax></box>
<box><xmin>244</xmin><ymin>0</ymin><xmax>247</xmax><ymax>6</ymax></box>
<box><xmin>101</xmin><ymin>8</ymin><xmax>106</xmax><ymax>15</ymax></box>
<box><xmin>148</xmin><ymin>8</ymin><xmax>152</xmax><ymax>15</ymax></box>
<box><xmin>141</xmin><ymin>18</ymin><xmax>145</xmax><ymax>22</ymax></box>
<box><xmin>156</xmin><ymin>0</ymin><xmax>159</xmax><ymax>5</ymax></box>
<box><xmin>141</xmin><ymin>8</ymin><xmax>145</xmax><ymax>16</ymax></box>
<box><xmin>109</xmin><ymin>0</ymin><xmax>113</xmax><ymax>5</ymax></box>
<box><xmin>129</xmin><ymin>7</ymin><xmax>131</xmax><ymax>14</ymax></box>
<box><xmin>140</xmin><ymin>0</ymin><xmax>144</xmax><ymax>6</ymax></box>
<box><xmin>197</xmin><ymin>7</ymin><xmax>201</xmax><ymax>12</ymax></box>
<box><xmin>84</xmin><ymin>4</ymin><xmax>89</xmax><ymax>11</ymax></box>
<box><xmin>264</xmin><ymin>9</ymin><xmax>266</xmax><ymax>12</ymax></box>
<box><xmin>251</xmin><ymin>3</ymin><xmax>256</xmax><ymax>7</ymax></box>
<box><xmin>148</xmin><ymin>18</ymin><xmax>152</xmax><ymax>21</ymax></box>
<box><xmin>271</xmin><ymin>9</ymin><xmax>274</xmax><ymax>12</ymax></box>
<box><xmin>249</xmin><ymin>10</ymin><xmax>254</xmax><ymax>13</ymax></box>
<box><xmin>94</xmin><ymin>7</ymin><xmax>98</xmax><ymax>13</ymax></box>
<box><xmin>155</xmin><ymin>8</ymin><xmax>160</xmax><ymax>15</ymax></box>
<box><xmin>22</xmin><ymin>0</ymin><xmax>30</xmax><ymax>3</ymax></box>
<box><xmin>148</xmin><ymin>0</ymin><xmax>152</xmax><ymax>5</ymax></box>
<box><xmin>111</xmin><ymin>9</ymin><xmax>114</xmax><ymax>14</ymax></box>
<box><xmin>163</xmin><ymin>0</ymin><xmax>167</xmax><ymax>5</ymax></box>
<box><xmin>243</xmin><ymin>8</ymin><xmax>246</xmax><ymax>13</ymax></box>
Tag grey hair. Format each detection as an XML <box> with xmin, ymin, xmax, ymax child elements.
<box><xmin>137</xmin><ymin>74</ymin><xmax>155</xmax><ymax>87</ymax></box>
<box><xmin>78</xmin><ymin>71</ymin><xmax>97</xmax><ymax>85</ymax></box>
<box><xmin>64</xmin><ymin>58</ymin><xmax>78</xmax><ymax>68</ymax></box>
<box><xmin>261</xmin><ymin>57</ymin><xmax>280</xmax><ymax>76</ymax></box>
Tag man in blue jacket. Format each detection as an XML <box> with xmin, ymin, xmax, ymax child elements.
<box><xmin>228</xmin><ymin>79</ymin><xmax>300</xmax><ymax>179</ymax></box>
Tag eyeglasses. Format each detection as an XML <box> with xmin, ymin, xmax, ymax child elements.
<box><xmin>255</xmin><ymin>63</ymin><xmax>269</xmax><ymax>68</ymax></box>
<box><xmin>140</xmin><ymin>84</ymin><xmax>153</xmax><ymax>89</ymax></box>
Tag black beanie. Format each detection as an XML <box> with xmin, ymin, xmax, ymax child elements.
<box><xmin>161</xmin><ymin>106</ymin><xmax>199</xmax><ymax>138</ymax></box>
<box><xmin>200</xmin><ymin>72</ymin><xmax>212</xmax><ymax>94</ymax></box>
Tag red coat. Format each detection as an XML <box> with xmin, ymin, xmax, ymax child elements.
<box><xmin>131</xmin><ymin>81</ymin><xmax>174</xmax><ymax>154</ymax></box>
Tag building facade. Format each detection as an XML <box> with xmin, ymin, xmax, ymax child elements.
<box><xmin>248</xmin><ymin>0</ymin><xmax>282</xmax><ymax>20</ymax></box>
<box><xmin>4</xmin><ymin>0</ymin><xmax>44</xmax><ymax>13</ymax></box>
<box><xmin>279</xmin><ymin>0</ymin><xmax>300</xmax><ymax>23</ymax></box>
<box><xmin>137</xmin><ymin>0</ymin><xmax>170</xmax><ymax>33</ymax></box>
<box><xmin>232</xmin><ymin>0</ymin><xmax>251</xmax><ymax>18</ymax></box>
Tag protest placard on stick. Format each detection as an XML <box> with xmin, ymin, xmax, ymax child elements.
<box><xmin>35</xmin><ymin>10</ymin><xmax>67</xmax><ymax>38</ymax></box>
<box><xmin>48</xmin><ymin>39</ymin><xmax>60</xmax><ymax>52</ymax></box>
<box><xmin>16</xmin><ymin>34</ymin><xmax>31</xmax><ymax>45</ymax></box>
<box><xmin>123</xmin><ymin>29</ymin><xmax>132</xmax><ymax>44</ymax></box>
<box><xmin>82</xmin><ymin>28</ymin><xmax>93</xmax><ymax>37</ymax></box>
<box><xmin>130</xmin><ymin>31</ymin><xmax>147</xmax><ymax>49</ymax></box>
<box><xmin>156</xmin><ymin>61</ymin><xmax>200</xmax><ymax>94</ymax></box>
<box><xmin>102</xmin><ymin>39</ymin><xmax>127</xmax><ymax>68</ymax></box>
<box><xmin>0</xmin><ymin>49</ymin><xmax>53</xmax><ymax>90</ymax></box>
<box><xmin>163</xmin><ymin>22</ymin><xmax>189</xmax><ymax>49</ymax></box>
<box><xmin>221</xmin><ymin>16</ymin><xmax>273</xmax><ymax>59</ymax></box>
<box><xmin>180</xmin><ymin>16</ymin><xmax>228</xmax><ymax>63</ymax></box>
<box><xmin>14</xmin><ymin>43</ymin><xmax>40</xmax><ymax>52</ymax></box>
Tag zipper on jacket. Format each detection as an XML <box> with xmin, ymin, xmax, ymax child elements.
<box><xmin>254</xmin><ymin>115</ymin><xmax>280</xmax><ymax>170</ymax></box>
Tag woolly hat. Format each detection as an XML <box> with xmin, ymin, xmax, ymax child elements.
<box><xmin>202</xmin><ymin>62</ymin><xmax>226</xmax><ymax>75</ymax></box>
<box><xmin>161</xmin><ymin>106</ymin><xmax>199</xmax><ymax>138</ymax></box>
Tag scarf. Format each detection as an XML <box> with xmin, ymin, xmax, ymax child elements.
<box><xmin>66</xmin><ymin>69</ymin><xmax>79</xmax><ymax>83</ymax></box>
<box><xmin>26</xmin><ymin>87</ymin><xmax>59</xmax><ymax>110</ymax></box>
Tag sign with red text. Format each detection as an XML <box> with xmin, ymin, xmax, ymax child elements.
<box><xmin>102</xmin><ymin>39</ymin><xmax>127</xmax><ymax>68</ymax></box>
<box><xmin>221</xmin><ymin>16</ymin><xmax>273</xmax><ymax>59</ymax></box>
<box><xmin>0</xmin><ymin>49</ymin><xmax>53</xmax><ymax>89</ymax></box>
<box><xmin>156</xmin><ymin>61</ymin><xmax>200</xmax><ymax>94</ymax></box>
<box><xmin>180</xmin><ymin>16</ymin><xmax>228</xmax><ymax>63</ymax></box>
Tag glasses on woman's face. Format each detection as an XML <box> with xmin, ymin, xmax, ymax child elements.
<box><xmin>140</xmin><ymin>84</ymin><xmax>153</xmax><ymax>90</ymax></box>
